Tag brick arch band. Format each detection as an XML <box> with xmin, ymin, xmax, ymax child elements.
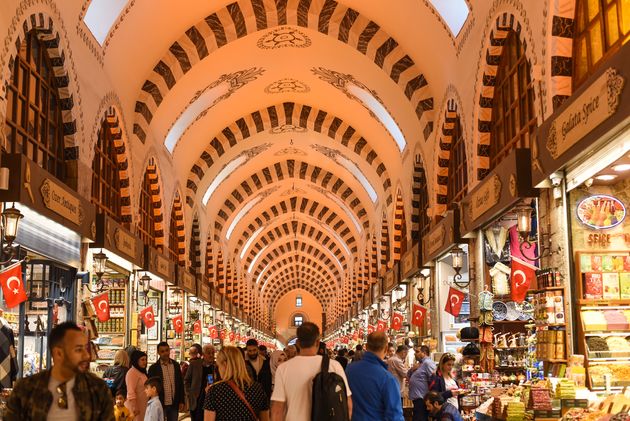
<box><xmin>133</xmin><ymin>0</ymin><xmax>434</xmax><ymax>144</ymax></box>
<box><xmin>392</xmin><ymin>189</ymin><xmax>407</xmax><ymax>263</ymax></box>
<box><xmin>475</xmin><ymin>12</ymin><xmax>536</xmax><ymax>181</ymax></box>
<box><xmin>435</xmin><ymin>98</ymin><xmax>459</xmax><ymax>216</ymax></box>
<box><xmin>144</xmin><ymin>160</ymin><xmax>165</xmax><ymax>249</ymax></box>
<box><xmin>213</xmin><ymin>160</ymin><xmax>369</xmax><ymax>240</ymax></box>
<box><xmin>186</xmin><ymin>102</ymin><xmax>393</xmax><ymax>207</ymax></box>
<box><xmin>549</xmin><ymin>0</ymin><xmax>577</xmax><ymax>109</ymax></box>
<box><xmin>171</xmin><ymin>192</ymin><xmax>186</xmax><ymax>265</ymax></box>
<box><xmin>258</xmin><ymin>254</ymin><xmax>341</xmax><ymax>289</ymax></box>
<box><xmin>251</xmin><ymin>243</ymin><xmax>342</xmax><ymax>282</ymax></box>
<box><xmin>189</xmin><ymin>213</ymin><xmax>201</xmax><ymax>272</ymax></box>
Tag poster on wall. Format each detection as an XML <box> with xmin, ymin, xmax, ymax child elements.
<box><xmin>577</xmin><ymin>194</ymin><xmax>626</xmax><ymax>230</ymax></box>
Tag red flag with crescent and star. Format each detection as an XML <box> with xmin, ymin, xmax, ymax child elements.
<box><xmin>391</xmin><ymin>312</ymin><xmax>404</xmax><ymax>330</ymax></box>
<box><xmin>0</xmin><ymin>262</ymin><xmax>27</xmax><ymax>309</ymax></box>
<box><xmin>140</xmin><ymin>306</ymin><xmax>156</xmax><ymax>329</ymax></box>
<box><xmin>193</xmin><ymin>319</ymin><xmax>202</xmax><ymax>334</ymax></box>
<box><xmin>358</xmin><ymin>328</ymin><xmax>364</xmax><ymax>338</ymax></box>
<box><xmin>445</xmin><ymin>286</ymin><xmax>466</xmax><ymax>317</ymax></box>
<box><xmin>411</xmin><ymin>304</ymin><xmax>427</xmax><ymax>327</ymax></box>
<box><xmin>220</xmin><ymin>329</ymin><xmax>227</xmax><ymax>340</ymax></box>
<box><xmin>229</xmin><ymin>331</ymin><xmax>235</xmax><ymax>342</ymax></box>
<box><xmin>510</xmin><ymin>256</ymin><xmax>536</xmax><ymax>303</ymax></box>
<box><xmin>92</xmin><ymin>292</ymin><xmax>110</xmax><ymax>322</ymax></box>
<box><xmin>209</xmin><ymin>325</ymin><xmax>218</xmax><ymax>339</ymax></box>
<box><xmin>172</xmin><ymin>314</ymin><xmax>184</xmax><ymax>334</ymax></box>
<box><xmin>367</xmin><ymin>324</ymin><xmax>375</xmax><ymax>334</ymax></box>
<box><xmin>376</xmin><ymin>320</ymin><xmax>388</xmax><ymax>332</ymax></box>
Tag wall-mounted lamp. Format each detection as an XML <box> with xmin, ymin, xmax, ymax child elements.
<box><xmin>85</xmin><ymin>250</ymin><xmax>108</xmax><ymax>293</ymax></box>
<box><xmin>0</xmin><ymin>204</ymin><xmax>23</xmax><ymax>265</ymax></box>
<box><xmin>168</xmin><ymin>288</ymin><xmax>183</xmax><ymax>314</ymax></box>
<box><xmin>514</xmin><ymin>204</ymin><xmax>561</xmax><ymax>262</ymax></box>
<box><xmin>415</xmin><ymin>273</ymin><xmax>433</xmax><ymax>306</ymax></box>
<box><xmin>450</xmin><ymin>245</ymin><xmax>469</xmax><ymax>288</ymax></box>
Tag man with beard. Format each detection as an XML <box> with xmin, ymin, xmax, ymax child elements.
<box><xmin>184</xmin><ymin>344</ymin><xmax>218</xmax><ymax>421</ymax></box>
<box><xmin>5</xmin><ymin>321</ymin><xmax>114</xmax><ymax>420</ymax></box>
<box><xmin>244</xmin><ymin>338</ymin><xmax>272</xmax><ymax>400</ymax></box>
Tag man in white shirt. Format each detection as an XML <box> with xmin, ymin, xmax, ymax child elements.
<box><xmin>271</xmin><ymin>322</ymin><xmax>353</xmax><ymax>421</ymax></box>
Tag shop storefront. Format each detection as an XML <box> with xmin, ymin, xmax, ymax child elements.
<box><xmin>535</xmin><ymin>41</ymin><xmax>630</xmax><ymax>392</ymax></box>
<box><xmin>211</xmin><ymin>290</ymin><xmax>223</xmax><ymax>346</ymax></box>
<box><xmin>0</xmin><ymin>154</ymin><xmax>95</xmax><ymax>379</ymax></box>
<box><xmin>399</xmin><ymin>243</ymin><xmax>426</xmax><ymax>346</ymax></box>
<box><xmin>197</xmin><ymin>278</ymin><xmax>214</xmax><ymax>346</ymax></box>
<box><xmin>422</xmin><ymin>210</ymin><xmax>469</xmax><ymax>352</ymax></box>
<box><xmin>178</xmin><ymin>267</ymin><xmax>198</xmax><ymax>358</ymax></box>
<box><xmin>87</xmin><ymin>214</ymin><xmax>145</xmax><ymax>371</ymax></box>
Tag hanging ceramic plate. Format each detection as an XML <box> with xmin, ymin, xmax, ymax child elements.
<box><xmin>519</xmin><ymin>302</ymin><xmax>534</xmax><ymax>321</ymax></box>
<box><xmin>493</xmin><ymin>301</ymin><xmax>507</xmax><ymax>321</ymax></box>
<box><xmin>505</xmin><ymin>301</ymin><xmax>519</xmax><ymax>321</ymax></box>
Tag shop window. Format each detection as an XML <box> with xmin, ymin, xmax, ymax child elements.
<box><xmin>91</xmin><ymin>119</ymin><xmax>122</xmax><ymax>222</ymax></box>
<box><xmin>489</xmin><ymin>31</ymin><xmax>536</xmax><ymax>169</ymax></box>
<box><xmin>293</xmin><ymin>315</ymin><xmax>304</xmax><ymax>327</ymax></box>
<box><xmin>573</xmin><ymin>0</ymin><xmax>629</xmax><ymax>88</ymax></box>
<box><xmin>4</xmin><ymin>31</ymin><xmax>67</xmax><ymax>183</ymax></box>
<box><xmin>447</xmin><ymin>117</ymin><xmax>468</xmax><ymax>205</ymax></box>
<box><xmin>137</xmin><ymin>169</ymin><xmax>156</xmax><ymax>247</ymax></box>
<box><xmin>296</xmin><ymin>295</ymin><xmax>302</xmax><ymax>307</ymax></box>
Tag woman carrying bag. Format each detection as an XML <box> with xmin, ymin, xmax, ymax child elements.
<box><xmin>204</xmin><ymin>346</ymin><xmax>270</xmax><ymax>421</ymax></box>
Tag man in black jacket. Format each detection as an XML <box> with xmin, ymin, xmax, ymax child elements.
<box><xmin>148</xmin><ymin>342</ymin><xmax>185</xmax><ymax>421</ymax></box>
<box><xmin>244</xmin><ymin>338</ymin><xmax>272</xmax><ymax>399</ymax></box>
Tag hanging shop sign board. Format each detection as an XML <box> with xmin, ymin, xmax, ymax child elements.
<box><xmin>422</xmin><ymin>210</ymin><xmax>462</xmax><ymax>265</ymax></box>
<box><xmin>225</xmin><ymin>300</ymin><xmax>232</xmax><ymax>316</ymax></box>
<box><xmin>213</xmin><ymin>291</ymin><xmax>223</xmax><ymax>310</ymax></box>
<box><xmin>383</xmin><ymin>263</ymin><xmax>400</xmax><ymax>295</ymax></box>
<box><xmin>199</xmin><ymin>279</ymin><xmax>211</xmax><ymax>303</ymax></box>
<box><xmin>0</xmin><ymin>153</ymin><xmax>96</xmax><ymax>241</ymax></box>
<box><xmin>145</xmin><ymin>246</ymin><xmax>174</xmax><ymax>282</ymax></box>
<box><xmin>401</xmin><ymin>242</ymin><xmax>422</xmax><ymax>280</ymax></box>
<box><xmin>371</xmin><ymin>280</ymin><xmax>381</xmax><ymax>305</ymax></box>
<box><xmin>92</xmin><ymin>214</ymin><xmax>145</xmax><ymax>268</ymax></box>
<box><xmin>177</xmin><ymin>267</ymin><xmax>197</xmax><ymax>295</ymax></box>
<box><xmin>533</xmin><ymin>42</ymin><xmax>629</xmax><ymax>187</ymax></box>
<box><xmin>460</xmin><ymin>149</ymin><xmax>534</xmax><ymax>237</ymax></box>
<box><xmin>362</xmin><ymin>289</ymin><xmax>371</xmax><ymax>309</ymax></box>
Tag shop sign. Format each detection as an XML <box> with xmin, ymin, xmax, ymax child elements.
<box><xmin>213</xmin><ymin>292</ymin><xmax>222</xmax><ymax>309</ymax></box>
<box><xmin>156</xmin><ymin>254</ymin><xmax>171</xmax><ymax>279</ymax></box>
<box><xmin>199</xmin><ymin>281</ymin><xmax>211</xmax><ymax>302</ymax></box>
<box><xmin>362</xmin><ymin>290</ymin><xmax>370</xmax><ymax>309</ymax></box>
<box><xmin>147</xmin><ymin>247</ymin><xmax>172</xmax><ymax>280</ymax></box>
<box><xmin>401</xmin><ymin>244</ymin><xmax>421</xmax><ymax>280</ymax></box>
<box><xmin>471</xmin><ymin>175</ymin><xmax>502</xmax><ymax>221</ymax></box>
<box><xmin>114</xmin><ymin>227</ymin><xmax>137</xmax><ymax>259</ymax></box>
<box><xmin>383</xmin><ymin>263</ymin><xmax>399</xmax><ymax>294</ymax></box>
<box><xmin>427</xmin><ymin>225</ymin><xmax>446</xmax><ymax>256</ymax></box>
<box><xmin>182</xmin><ymin>271</ymin><xmax>196</xmax><ymax>294</ymax></box>
<box><xmin>371</xmin><ymin>281</ymin><xmax>380</xmax><ymax>304</ymax></box>
<box><xmin>422</xmin><ymin>210</ymin><xmax>462</xmax><ymax>265</ymax></box>
<box><xmin>546</xmin><ymin>69</ymin><xmax>624</xmax><ymax>160</ymax></box>
<box><xmin>40</xmin><ymin>178</ymin><xmax>83</xmax><ymax>226</ymax></box>
<box><xmin>576</xmin><ymin>194</ymin><xmax>626</xmax><ymax>230</ymax></box>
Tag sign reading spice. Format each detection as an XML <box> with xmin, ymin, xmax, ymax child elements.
<box><xmin>546</xmin><ymin>68</ymin><xmax>625</xmax><ymax>160</ymax></box>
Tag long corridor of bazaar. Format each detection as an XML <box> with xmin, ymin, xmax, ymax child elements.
<box><xmin>0</xmin><ymin>0</ymin><xmax>628</xmax><ymax>419</ymax></box>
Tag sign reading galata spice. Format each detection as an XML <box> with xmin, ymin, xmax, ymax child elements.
<box><xmin>471</xmin><ymin>175</ymin><xmax>502</xmax><ymax>221</ymax></box>
<box><xmin>546</xmin><ymin>68</ymin><xmax>625</xmax><ymax>159</ymax></box>
<box><xmin>40</xmin><ymin>179</ymin><xmax>83</xmax><ymax>225</ymax></box>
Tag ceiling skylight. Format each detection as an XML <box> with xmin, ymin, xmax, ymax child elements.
<box><xmin>202</xmin><ymin>156</ymin><xmax>247</xmax><ymax>205</ymax></box>
<box><xmin>347</xmin><ymin>83</ymin><xmax>407</xmax><ymax>153</ymax></box>
<box><xmin>226</xmin><ymin>196</ymin><xmax>263</xmax><ymax>240</ymax></box>
<box><xmin>337</xmin><ymin>155</ymin><xmax>377</xmax><ymax>204</ymax></box>
<box><xmin>428</xmin><ymin>0</ymin><xmax>470</xmax><ymax>36</ymax></box>
<box><xmin>240</xmin><ymin>226</ymin><xmax>266</xmax><ymax>260</ymax></box>
<box><xmin>83</xmin><ymin>0</ymin><xmax>128</xmax><ymax>45</ymax></box>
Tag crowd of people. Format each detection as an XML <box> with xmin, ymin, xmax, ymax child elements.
<box><xmin>3</xmin><ymin>321</ymin><xmax>462</xmax><ymax>421</ymax></box>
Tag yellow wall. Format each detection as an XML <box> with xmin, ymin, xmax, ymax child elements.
<box><xmin>274</xmin><ymin>289</ymin><xmax>323</xmax><ymax>344</ymax></box>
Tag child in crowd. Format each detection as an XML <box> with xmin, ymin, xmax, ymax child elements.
<box><xmin>113</xmin><ymin>392</ymin><xmax>133</xmax><ymax>421</ymax></box>
<box><xmin>143</xmin><ymin>377</ymin><xmax>164</xmax><ymax>421</ymax></box>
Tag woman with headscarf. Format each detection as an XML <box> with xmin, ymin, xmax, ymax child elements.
<box><xmin>125</xmin><ymin>350</ymin><xmax>149</xmax><ymax>420</ymax></box>
<box><xmin>269</xmin><ymin>350</ymin><xmax>286</xmax><ymax>390</ymax></box>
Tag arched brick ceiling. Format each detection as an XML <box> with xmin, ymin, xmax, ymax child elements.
<box><xmin>96</xmin><ymin>0</ymin><xmax>461</xmax><ymax>326</ymax></box>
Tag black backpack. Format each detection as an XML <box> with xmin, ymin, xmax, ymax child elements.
<box><xmin>311</xmin><ymin>354</ymin><xmax>349</xmax><ymax>421</ymax></box>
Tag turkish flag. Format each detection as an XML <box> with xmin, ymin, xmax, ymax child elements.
<box><xmin>376</xmin><ymin>320</ymin><xmax>388</xmax><ymax>332</ymax></box>
<box><xmin>0</xmin><ymin>262</ymin><xmax>27</xmax><ymax>309</ymax></box>
<box><xmin>172</xmin><ymin>314</ymin><xmax>184</xmax><ymax>333</ymax></box>
<box><xmin>209</xmin><ymin>325</ymin><xmax>218</xmax><ymax>339</ymax></box>
<box><xmin>367</xmin><ymin>324</ymin><xmax>375</xmax><ymax>334</ymax></box>
<box><xmin>445</xmin><ymin>287</ymin><xmax>466</xmax><ymax>317</ymax></box>
<box><xmin>229</xmin><ymin>331</ymin><xmax>235</xmax><ymax>342</ymax></box>
<box><xmin>391</xmin><ymin>312</ymin><xmax>404</xmax><ymax>330</ymax></box>
<box><xmin>92</xmin><ymin>293</ymin><xmax>110</xmax><ymax>322</ymax></box>
<box><xmin>341</xmin><ymin>336</ymin><xmax>349</xmax><ymax>344</ymax></box>
<box><xmin>511</xmin><ymin>256</ymin><xmax>537</xmax><ymax>302</ymax></box>
<box><xmin>411</xmin><ymin>304</ymin><xmax>427</xmax><ymax>327</ymax></box>
<box><xmin>193</xmin><ymin>319</ymin><xmax>202</xmax><ymax>334</ymax></box>
<box><xmin>220</xmin><ymin>329</ymin><xmax>227</xmax><ymax>340</ymax></box>
<box><xmin>358</xmin><ymin>328</ymin><xmax>364</xmax><ymax>338</ymax></box>
<box><xmin>352</xmin><ymin>332</ymin><xmax>358</xmax><ymax>341</ymax></box>
<box><xmin>140</xmin><ymin>306</ymin><xmax>156</xmax><ymax>329</ymax></box>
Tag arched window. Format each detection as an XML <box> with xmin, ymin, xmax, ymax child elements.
<box><xmin>296</xmin><ymin>295</ymin><xmax>302</xmax><ymax>307</ymax></box>
<box><xmin>573</xmin><ymin>0</ymin><xmax>629</xmax><ymax>88</ymax></box>
<box><xmin>489</xmin><ymin>31</ymin><xmax>536</xmax><ymax>168</ymax></box>
<box><xmin>447</xmin><ymin>117</ymin><xmax>468</xmax><ymax>205</ymax></box>
<box><xmin>91</xmin><ymin>119</ymin><xmax>122</xmax><ymax>221</ymax></box>
<box><xmin>4</xmin><ymin>31</ymin><xmax>67</xmax><ymax>183</ymax></box>
<box><xmin>293</xmin><ymin>314</ymin><xmax>304</xmax><ymax>327</ymax></box>
<box><xmin>138</xmin><ymin>169</ymin><xmax>156</xmax><ymax>247</ymax></box>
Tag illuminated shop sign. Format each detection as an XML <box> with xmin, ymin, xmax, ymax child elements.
<box><xmin>577</xmin><ymin>194</ymin><xmax>626</xmax><ymax>230</ymax></box>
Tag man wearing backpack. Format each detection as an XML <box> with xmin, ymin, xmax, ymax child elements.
<box><xmin>346</xmin><ymin>332</ymin><xmax>404</xmax><ymax>421</ymax></box>
<box><xmin>271</xmin><ymin>322</ymin><xmax>352</xmax><ymax>421</ymax></box>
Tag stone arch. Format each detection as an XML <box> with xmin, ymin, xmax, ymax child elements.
<box><xmin>393</xmin><ymin>187</ymin><xmax>407</xmax><ymax>262</ymax></box>
<box><xmin>380</xmin><ymin>212</ymin><xmax>390</xmax><ymax>272</ymax></box>
<box><xmin>140</xmin><ymin>157</ymin><xmax>166</xmax><ymax>249</ymax></box>
<box><xmin>251</xmin><ymin>245</ymin><xmax>342</xmax><ymax>283</ymax></box>
<box><xmin>132</xmin><ymin>0</ymin><xmax>434</xmax><ymax>144</ymax></box>
<box><xmin>259</xmin><ymin>254</ymin><xmax>341</xmax><ymax>290</ymax></box>
<box><xmin>170</xmin><ymin>191</ymin><xmax>186</xmax><ymax>266</ymax></box>
<box><xmin>205</xmin><ymin>235</ymin><xmax>215</xmax><ymax>287</ymax></box>
<box><xmin>473</xmin><ymin>7</ymin><xmax>540</xmax><ymax>181</ymax></box>
<box><xmin>434</xmin><ymin>98</ymin><xmax>463</xmax><ymax>216</ymax></box>
<box><xmin>411</xmin><ymin>154</ymin><xmax>431</xmax><ymax>241</ymax></box>
<box><xmin>189</xmin><ymin>212</ymin><xmax>202</xmax><ymax>273</ymax></box>
<box><xmin>185</xmin><ymin>102</ymin><xmax>393</xmax><ymax>207</ymax></box>
<box><xmin>548</xmin><ymin>0</ymin><xmax>577</xmax><ymax>109</ymax></box>
<box><xmin>213</xmin><ymin>160</ymin><xmax>369</xmax><ymax>240</ymax></box>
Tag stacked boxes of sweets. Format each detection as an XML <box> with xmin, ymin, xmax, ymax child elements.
<box><xmin>582</xmin><ymin>254</ymin><xmax>630</xmax><ymax>301</ymax></box>
<box><xmin>537</xmin><ymin>329</ymin><xmax>566</xmax><ymax>361</ymax></box>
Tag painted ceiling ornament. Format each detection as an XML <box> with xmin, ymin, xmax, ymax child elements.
<box><xmin>310</xmin><ymin>144</ymin><xmax>341</xmax><ymax>160</ymax></box>
<box><xmin>269</xmin><ymin>124</ymin><xmax>307</xmax><ymax>134</ymax></box>
<box><xmin>311</xmin><ymin>67</ymin><xmax>383</xmax><ymax>104</ymax></box>
<box><xmin>274</xmin><ymin>146</ymin><xmax>307</xmax><ymax>156</ymax></box>
<box><xmin>257</xmin><ymin>26</ymin><xmax>312</xmax><ymax>49</ymax></box>
<box><xmin>264</xmin><ymin>78</ymin><xmax>311</xmax><ymax>94</ymax></box>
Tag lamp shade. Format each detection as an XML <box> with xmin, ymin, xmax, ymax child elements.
<box><xmin>140</xmin><ymin>274</ymin><xmax>152</xmax><ymax>293</ymax></box>
<box><xmin>2</xmin><ymin>205</ymin><xmax>23</xmax><ymax>243</ymax></box>
<box><xmin>92</xmin><ymin>250</ymin><xmax>108</xmax><ymax>277</ymax></box>
<box><xmin>451</xmin><ymin>245</ymin><xmax>464</xmax><ymax>272</ymax></box>
<box><xmin>515</xmin><ymin>205</ymin><xmax>533</xmax><ymax>238</ymax></box>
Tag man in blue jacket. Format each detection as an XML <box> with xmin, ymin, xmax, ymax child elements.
<box><xmin>346</xmin><ymin>331</ymin><xmax>404</xmax><ymax>421</ymax></box>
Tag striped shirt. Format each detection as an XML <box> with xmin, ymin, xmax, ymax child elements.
<box><xmin>161</xmin><ymin>360</ymin><xmax>175</xmax><ymax>406</ymax></box>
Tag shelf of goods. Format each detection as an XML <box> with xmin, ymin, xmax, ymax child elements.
<box><xmin>93</xmin><ymin>287</ymin><xmax>127</xmax><ymax>364</ymax></box>
<box><xmin>575</xmin><ymin>251</ymin><xmax>630</xmax><ymax>390</ymax></box>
